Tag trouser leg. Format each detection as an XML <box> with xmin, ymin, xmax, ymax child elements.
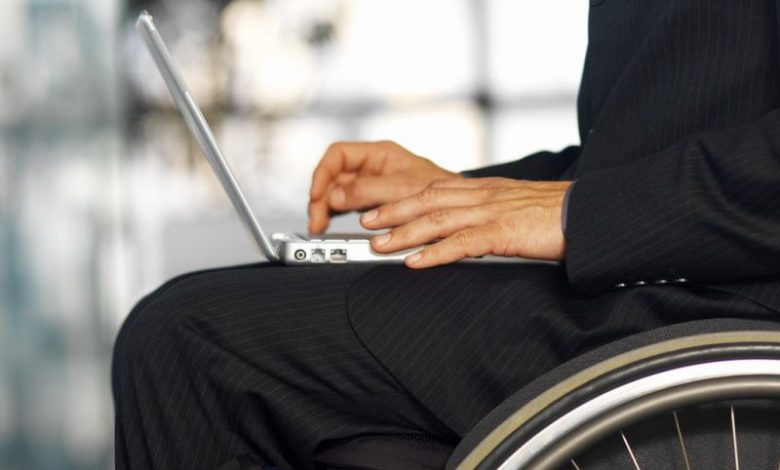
<box><xmin>112</xmin><ymin>264</ymin><xmax>456</xmax><ymax>470</ymax></box>
<box><xmin>347</xmin><ymin>264</ymin><xmax>777</xmax><ymax>435</ymax></box>
<box><xmin>113</xmin><ymin>262</ymin><xmax>776</xmax><ymax>469</ymax></box>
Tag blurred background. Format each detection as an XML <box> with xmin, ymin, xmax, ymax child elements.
<box><xmin>0</xmin><ymin>0</ymin><xmax>587</xmax><ymax>468</ymax></box>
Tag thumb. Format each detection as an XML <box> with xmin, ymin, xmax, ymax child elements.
<box><xmin>330</xmin><ymin>175</ymin><xmax>407</xmax><ymax>211</ymax></box>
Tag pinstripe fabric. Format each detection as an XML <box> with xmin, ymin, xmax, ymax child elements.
<box><xmin>469</xmin><ymin>0</ymin><xmax>780</xmax><ymax>308</ymax></box>
<box><xmin>114</xmin><ymin>1</ymin><xmax>780</xmax><ymax>468</ymax></box>
<box><xmin>567</xmin><ymin>0</ymin><xmax>780</xmax><ymax>300</ymax></box>
<box><xmin>347</xmin><ymin>264</ymin><xmax>774</xmax><ymax>437</ymax></box>
<box><xmin>113</xmin><ymin>263</ymin><xmax>772</xmax><ymax>468</ymax></box>
<box><xmin>113</xmin><ymin>265</ymin><xmax>457</xmax><ymax>469</ymax></box>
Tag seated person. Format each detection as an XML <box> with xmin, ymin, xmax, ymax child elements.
<box><xmin>112</xmin><ymin>2</ymin><xmax>780</xmax><ymax>469</ymax></box>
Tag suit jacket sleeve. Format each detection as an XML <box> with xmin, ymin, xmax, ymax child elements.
<box><xmin>566</xmin><ymin>108</ymin><xmax>780</xmax><ymax>295</ymax></box>
<box><xmin>462</xmin><ymin>145</ymin><xmax>580</xmax><ymax>180</ymax></box>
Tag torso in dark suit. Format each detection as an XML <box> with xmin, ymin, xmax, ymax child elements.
<box><xmin>348</xmin><ymin>0</ymin><xmax>780</xmax><ymax>435</ymax></box>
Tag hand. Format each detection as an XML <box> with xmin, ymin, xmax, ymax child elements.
<box><xmin>359</xmin><ymin>177</ymin><xmax>573</xmax><ymax>267</ymax></box>
<box><xmin>308</xmin><ymin>141</ymin><xmax>461</xmax><ymax>233</ymax></box>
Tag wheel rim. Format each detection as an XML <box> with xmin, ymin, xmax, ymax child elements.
<box><xmin>457</xmin><ymin>332</ymin><xmax>780</xmax><ymax>470</ymax></box>
<box><xmin>494</xmin><ymin>359</ymin><xmax>780</xmax><ymax>469</ymax></box>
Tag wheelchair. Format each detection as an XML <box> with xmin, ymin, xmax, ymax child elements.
<box><xmin>316</xmin><ymin>318</ymin><xmax>780</xmax><ymax>469</ymax></box>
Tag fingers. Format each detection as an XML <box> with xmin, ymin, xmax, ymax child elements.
<box><xmin>308</xmin><ymin>198</ymin><xmax>331</xmax><ymax>233</ymax></box>
<box><xmin>310</xmin><ymin>142</ymin><xmax>391</xmax><ymax>200</ymax></box>
<box><xmin>308</xmin><ymin>174</ymin><xmax>409</xmax><ymax>232</ymax></box>
<box><xmin>331</xmin><ymin>174</ymin><xmax>410</xmax><ymax>211</ymax></box>
<box><xmin>405</xmin><ymin>225</ymin><xmax>497</xmax><ymax>268</ymax></box>
<box><xmin>369</xmin><ymin>205</ymin><xmax>492</xmax><ymax>253</ymax></box>
<box><xmin>361</xmin><ymin>187</ymin><xmax>497</xmax><ymax>229</ymax></box>
<box><xmin>308</xmin><ymin>172</ymin><xmax>360</xmax><ymax>232</ymax></box>
<box><xmin>310</xmin><ymin>143</ymin><xmax>364</xmax><ymax>200</ymax></box>
<box><xmin>308</xmin><ymin>141</ymin><xmax>398</xmax><ymax>232</ymax></box>
<box><xmin>336</xmin><ymin>172</ymin><xmax>358</xmax><ymax>185</ymax></box>
<box><xmin>358</xmin><ymin>178</ymin><xmax>571</xmax><ymax>265</ymax></box>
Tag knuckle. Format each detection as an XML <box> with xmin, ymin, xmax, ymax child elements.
<box><xmin>427</xmin><ymin>209</ymin><xmax>450</xmax><ymax>227</ymax></box>
<box><xmin>453</xmin><ymin>230</ymin><xmax>471</xmax><ymax>249</ymax></box>
<box><xmin>415</xmin><ymin>188</ymin><xmax>438</xmax><ymax>204</ymax></box>
<box><xmin>429</xmin><ymin>178</ymin><xmax>450</xmax><ymax>188</ymax></box>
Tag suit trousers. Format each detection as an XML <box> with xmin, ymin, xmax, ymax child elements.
<box><xmin>112</xmin><ymin>263</ymin><xmax>775</xmax><ymax>469</ymax></box>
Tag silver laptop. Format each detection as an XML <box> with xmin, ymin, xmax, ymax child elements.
<box><xmin>136</xmin><ymin>11</ymin><xmax>552</xmax><ymax>266</ymax></box>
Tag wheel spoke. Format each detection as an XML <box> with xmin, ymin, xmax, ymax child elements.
<box><xmin>673</xmin><ymin>411</ymin><xmax>692</xmax><ymax>470</ymax></box>
<box><xmin>731</xmin><ymin>404</ymin><xmax>740</xmax><ymax>470</ymax></box>
<box><xmin>620</xmin><ymin>432</ymin><xmax>642</xmax><ymax>470</ymax></box>
<box><xmin>570</xmin><ymin>459</ymin><xmax>582</xmax><ymax>470</ymax></box>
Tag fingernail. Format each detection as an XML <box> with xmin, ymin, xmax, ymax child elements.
<box><xmin>406</xmin><ymin>253</ymin><xmax>423</xmax><ymax>265</ymax></box>
<box><xmin>361</xmin><ymin>210</ymin><xmax>378</xmax><ymax>224</ymax></box>
<box><xmin>330</xmin><ymin>188</ymin><xmax>345</xmax><ymax>206</ymax></box>
<box><xmin>373</xmin><ymin>233</ymin><xmax>391</xmax><ymax>246</ymax></box>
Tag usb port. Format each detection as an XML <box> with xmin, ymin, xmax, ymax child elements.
<box><xmin>330</xmin><ymin>249</ymin><xmax>347</xmax><ymax>263</ymax></box>
<box><xmin>311</xmin><ymin>249</ymin><xmax>326</xmax><ymax>263</ymax></box>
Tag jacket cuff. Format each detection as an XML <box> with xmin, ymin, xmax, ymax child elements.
<box><xmin>561</xmin><ymin>180</ymin><xmax>576</xmax><ymax>237</ymax></box>
<box><xmin>563</xmin><ymin>159</ymin><xmax>690</xmax><ymax>295</ymax></box>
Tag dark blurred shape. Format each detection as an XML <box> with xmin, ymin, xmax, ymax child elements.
<box><xmin>306</xmin><ymin>20</ymin><xmax>336</xmax><ymax>47</ymax></box>
<box><xmin>474</xmin><ymin>89</ymin><xmax>495</xmax><ymax>112</ymax></box>
<box><xmin>126</xmin><ymin>0</ymin><xmax>233</xmax><ymax>12</ymax></box>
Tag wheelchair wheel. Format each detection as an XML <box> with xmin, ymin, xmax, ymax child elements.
<box><xmin>454</xmin><ymin>329</ymin><xmax>780</xmax><ymax>470</ymax></box>
<box><xmin>562</xmin><ymin>398</ymin><xmax>780</xmax><ymax>470</ymax></box>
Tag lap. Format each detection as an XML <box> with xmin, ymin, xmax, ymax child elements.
<box><xmin>115</xmin><ymin>261</ymin><xmax>773</xmax><ymax>449</ymax></box>
<box><xmin>114</xmin><ymin>263</ymin><xmax>456</xmax><ymax>468</ymax></box>
<box><xmin>116</xmin><ymin>263</ymin><xmax>398</xmax><ymax>398</ymax></box>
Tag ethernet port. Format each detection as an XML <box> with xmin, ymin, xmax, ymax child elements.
<box><xmin>311</xmin><ymin>249</ymin><xmax>326</xmax><ymax>263</ymax></box>
<box><xmin>330</xmin><ymin>249</ymin><xmax>347</xmax><ymax>263</ymax></box>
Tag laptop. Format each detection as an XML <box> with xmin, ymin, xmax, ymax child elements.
<box><xmin>136</xmin><ymin>11</ymin><xmax>553</xmax><ymax>266</ymax></box>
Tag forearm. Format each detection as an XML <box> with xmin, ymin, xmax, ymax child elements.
<box><xmin>565</xmin><ymin>109</ymin><xmax>780</xmax><ymax>294</ymax></box>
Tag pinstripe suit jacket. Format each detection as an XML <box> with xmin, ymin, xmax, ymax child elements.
<box><xmin>467</xmin><ymin>0</ymin><xmax>780</xmax><ymax>311</ymax></box>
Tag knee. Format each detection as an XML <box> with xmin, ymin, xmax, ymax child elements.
<box><xmin>111</xmin><ymin>272</ymin><xmax>205</xmax><ymax>390</ymax></box>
